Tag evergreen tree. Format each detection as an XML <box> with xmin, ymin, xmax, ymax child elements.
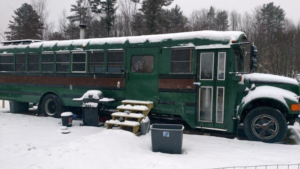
<box><xmin>68</xmin><ymin>0</ymin><xmax>89</xmax><ymax>24</ymax></box>
<box><xmin>132</xmin><ymin>12</ymin><xmax>145</xmax><ymax>35</ymax></box>
<box><xmin>64</xmin><ymin>21</ymin><xmax>80</xmax><ymax>39</ymax></box>
<box><xmin>161</xmin><ymin>5</ymin><xmax>187</xmax><ymax>33</ymax></box>
<box><xmin>207</xmin><ymin>6</ymin><xmax>215</xmax><ymax>30</ymax></box>
<box><xmin>5</xmin><ymin>3</ymin><xmax>43</xmax><ymax>40</ymax></box>
<box><xmin>138</xmin><ymin>0</ymin><xmax>173</xmax><ymax>34</ymax></box>
<box><xmin>215</xmin><ymin>10</ymin><xmax>229</xmax><ymax>31</ymax></box>
<box><xmin>89</xmin><ymin>0</ymin><xmax>117</xmax><ymax>37</ymax></box>
<box><xmin>260</xmin><ymin>2</ymin><xmax>285</xmax><ymax>35</ymax></box>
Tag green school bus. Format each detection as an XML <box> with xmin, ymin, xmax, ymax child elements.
<box><xmin>0</xmin><ymin>31</ymin><xmax>299</xmax><ymax>142</ymax></box>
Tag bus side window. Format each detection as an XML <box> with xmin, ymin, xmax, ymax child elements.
<box><xmin>41</xmin><ymin>54</ymin><xmax>54</xmax><ymax>73</ymax></box>
<box><xmin>107</xmin><ymin>51</ymin><xmax>124</xmax><ymax>73</ymax></box>
<box><xmin>171</xmin><ymin>48</ymin><xmax>193</xmax><ymax>74</ymax></box>
<box><xmin>15</xmin><ymin>54</ymin><xmax>26</xmax><ymax>72</ymax></box>
<box><xmin>28</xmin><ymin>54</ymin><xmax>39</xmax><ymax>72</ymax></box>
<box><xmin>200</xmin><ymin>53</ymin><xmax>214</xmax><ymax>80</ymax></box>
<box><xmin>72</xmin><ymin>52</ymin><xmax>86</xmax><ymax>73</ymax></box>
<box><xmin>217</xmin><ymin>52</ymin><xmax>226</xmax><ymax>80</ymax></box>
<box><xmin>56</xmin><ymin>53</ymin><xmax>70</xmax><ymax>73</ymax></box>
<box><xmin>89</xmin><ymin>51</ymin><xmax>104</xmax><ymax>73</ymax></box>
<box><xmin>0</xmin><ymin>54</ymin><xmax>14</xmax><ymax>71</ymax></box>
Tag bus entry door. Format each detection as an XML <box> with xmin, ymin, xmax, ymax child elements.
<box><xmin>125</xmin><ymin>47</ymin><xmax>160</xmax><ymax>102</ymax></box>
<box><xmin>195</xmin><ymin>50</ymin><xmax>227</xmax><ymax>131</ymax></box>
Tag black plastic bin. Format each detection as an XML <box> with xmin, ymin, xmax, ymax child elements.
<box><xmin>9</xmin><ymin>101</ymin><xmax>29</xmax><ymax>113</ymax></box>
<box><xmin>82</xmin><ymin>106</ymin><xmax>99</xmax><ymax>126</ymax></box>
<box><xmin>61</xmin><ymin>112</ymin><xmax>73</xmax><ymax>127</ymax></box>
<box><xmin>150</xmin><ymin>124</ymin><xmax>184</xmax><ymax>154</ymax></box>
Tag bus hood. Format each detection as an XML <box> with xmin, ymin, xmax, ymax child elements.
<box><xmin>240</xmin><ymin>73</ymin><xmax>298</xmax><ymax>86</ymax></box>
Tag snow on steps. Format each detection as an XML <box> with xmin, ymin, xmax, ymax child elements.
<box><xmin>106</xmin><ymin>120</ymin><xmax>140</xmax><ymax>134</ymax></box>
<box><xmin>117</xmin><ymin>104</ymin><xmax>149</xmax><ymax>111</ymax></box>
<box><xmin>111</xmin><ymin>112</ymin><xmax>144</xmax><ymax>123</ymax></box>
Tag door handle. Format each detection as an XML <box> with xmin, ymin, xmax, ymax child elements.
<box><xmin>193</xmin><ymin>82</ymin><xmax>201</xmax><ymax>86</ymax></box>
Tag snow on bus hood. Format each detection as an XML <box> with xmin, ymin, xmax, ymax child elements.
<box><xmin>240</xmin><ymin>73</ymin><xmax>298</xmax><ymax>86</ymax></box>
<box><xmin>241</xmin><ymin>86</ymin><xmax>298</xmax><ymax>107</ymax></box>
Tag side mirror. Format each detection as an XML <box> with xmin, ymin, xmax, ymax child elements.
<box><xmin>250</xmin><ymin>45</ymin><xmax>258</xmax><ymax>72</ymax></box>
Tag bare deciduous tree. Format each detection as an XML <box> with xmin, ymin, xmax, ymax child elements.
<box><xmin>118</xmin><ymin>0</ymin><xmax>137</xmax><ymax>36</ymax></box>
<box><xmin>31</xmin><ymin>0</ymin><xmax>53</xmax><ymax>40</ymax></box>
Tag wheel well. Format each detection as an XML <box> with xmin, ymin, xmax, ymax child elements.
<box><xmin>38</xmin><ymin>92</ymin><xmax>65</xmax><ymax>106</ymax></box>
<box><xmin>240</xmin><ymin>99</ymin><xmax>289</xmax><ymax>123</ymax></box>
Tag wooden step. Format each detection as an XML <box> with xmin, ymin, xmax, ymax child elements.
<box><xmin>105</xmin><ymin>120</ymin><xmax>140</xmax><ymax>134</ymax></box>
<box><xmin>111</xmin><ymin>112</ymin><xmax>144</xmax><ymax>123</ymax></box>
<box><xmin>117</xmin><ymin>104</ymin><xmax>150</xmax><ymax>116</ymax></box>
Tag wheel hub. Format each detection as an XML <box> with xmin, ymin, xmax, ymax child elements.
<box><xmin>251</xmin><ymin>114</ymin><xmax>279</xmax><ymax>140</ymax></box>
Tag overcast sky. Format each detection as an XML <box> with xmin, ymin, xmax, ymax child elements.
<box><xmin>0</xmin><ymin>0</ymin><xmax>300</xmax><ymax>41</ymax></box>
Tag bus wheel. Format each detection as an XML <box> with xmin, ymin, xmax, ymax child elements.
<box><xmin>41</xmin><ymin>94</ymin><xmax>64</xmax><ymax>118</ymax></box>
<box><xmin>244</xmin><ymin>106</ymin><xmax>287</xmax><ymax>143</ymax></box>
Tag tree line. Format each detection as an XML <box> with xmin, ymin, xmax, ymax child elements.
<box><xmin>2</xmin><ymin>0</ymin><xmax>300</xmax><ymax>77</ymax></box>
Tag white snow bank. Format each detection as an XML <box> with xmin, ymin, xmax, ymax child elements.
<box><xmin>1</xmin><ymin>110</ymin><xmax>300</xmax><ymax>169</ymax></box>
<box><xmin>117</xmin><ymin>104</ymin><xmax>149</xmax><ymax>111</ymax></box>
<box><xmin>241</xmin><ymin>73</ymin><xmax>298</xmax><ymax>85</ymax></box>
<box><xmin>289</xmin><ymin>125</ymin><xmax>300</xmax><ymax>144</ymax></box>
<box><xmin>241</xmin><ymin>86</ymin><xmax>298</xmax><ymax>107</ymax></box>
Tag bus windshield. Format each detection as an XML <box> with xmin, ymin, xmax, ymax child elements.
<box><xmin>234</xmin><ymin>50</ymin><xmax>244</xmax><ymax>72</ymax></box>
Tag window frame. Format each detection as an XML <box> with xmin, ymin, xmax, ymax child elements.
<box><xmin>170</xmin><ymin>48</ymin><xmax>194</xmax><ymax>74</ymax></box>
<box><xmin>0</xmin><ymin>53</ymin><xmax>14</xmax><ymax>72</ymax></box>
<box><xmin>41</xmin><ymin>52</ymin><xmax>54</xmax><ymax>73</ymax></box>
<box><xmin>88</xmin><ymin>50</ymin><xmax>105</xmax><ymax>73</ymax></box>
<box><xmin>72</xmin><ymin>51</ymin><xmax>86</xmax><ymax>73</ymax></box>
<box><xmin>27</xmin><ymin>53</ymin><xmax>40</xmax><ymax>72</ymax></box>
<box><xmin>55</xmin><ymin>51</ymin><xmax>70</xmax><ymax>73</ymax></box>
<box><xmin>199</xmin><ymin>52</ymin><xmax>214</xmax><ymax>80</ymax></box>
<box><xmin>107</xmin><ymin>50</ymin><xmax>124</xmax><ymax>74</ymax></box>
<box><xmin>198</xmin><ymin>86</ymin><xmax>213</xmax><ymax>122</ymax></box>
<box><xmin>216</xmin><ymin>87</ymin><xmax>225</xmax><ymax>124</ymax></box>
<box><xmin>217</xmin><ymin>52</ymin><xmax>226</xmax><ymax>80</ymax></box>
<box><xmin>15</xmin><ymin>53</ymin><xmax>27</xmax><ymax>72</ymax></box>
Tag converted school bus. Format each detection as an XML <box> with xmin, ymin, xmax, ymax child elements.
<box><xmin>0</xmin><ymin>31</ymin><xmax>299</xmax><ymax>143</ymax></box>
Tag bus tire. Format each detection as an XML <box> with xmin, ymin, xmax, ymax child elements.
<box><xmin>244</xmin><ymin>106</ymin><xmax>287</xmax><ymax>143</ymax></box>
<box><xmin>41</xmin><ymin>94</ymin><xmax>65</xmax><ymax>118</ymax></box>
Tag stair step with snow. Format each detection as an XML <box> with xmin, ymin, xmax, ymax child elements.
<box><xmin>105</xmin><ymin>120</ymin><xmax>140</xmax><ymax>133</ymax></box>
<box><xmin>117</xmin><ymin>104</ymin><xmax>151</xmax><ymax>116</ymax></box>
<box><xmin>122</xmin><ymin>100</ymin><xmax>153</xmax><ymax>109</ymax></box>
<box><xmin>111</xmin><ymin>112</ymin><xmax>144</xmax><ymax>123</ymax></box>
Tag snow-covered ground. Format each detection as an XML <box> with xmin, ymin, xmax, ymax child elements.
<box><xmin>0</xmin><ymin>101</ymin><xmax>300</xmax><ymax>169</ymax></box>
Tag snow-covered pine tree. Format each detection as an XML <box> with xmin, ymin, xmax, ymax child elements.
<box><xmin>5</xmin><ymin>3</ymin><xmax>43</xmax><ymax>40</ymax></box>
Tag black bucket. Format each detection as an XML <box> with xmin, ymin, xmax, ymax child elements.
<box><xmin>61</xmin><ymin>112</ymin><xmax>73</xmax><ymax>127</ymax></box>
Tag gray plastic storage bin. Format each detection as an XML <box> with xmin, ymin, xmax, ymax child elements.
<box><xmin>150</xmin><ymin>124</ymin><xmax>184</xmax><ymax>154</ymax></box>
